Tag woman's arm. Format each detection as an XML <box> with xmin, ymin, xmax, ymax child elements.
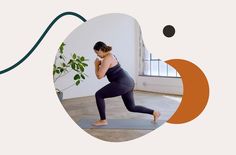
<box><xmin>94</xmin><ymin>57</ymin><xmax>111</xmax><ymax>79</ymax></box>
<box><xmin>94</xmin><ymin>59</ymin><xmax>101</xmax><ymax>79</ymax></box>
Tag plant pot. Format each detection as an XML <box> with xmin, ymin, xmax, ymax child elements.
<box><xmin>57</xmin><ymin>91</ymin><xmax>63</xmax><ymax>102</ymax></box>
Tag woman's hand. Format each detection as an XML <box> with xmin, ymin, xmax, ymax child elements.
<box><xmin>95</xmin><ymin>56</ymin><xmax>111</xmax><ymax>79</ymax></box>
<box><xmin>94</xmin><ymin>58</ymin><xmax>101</xmax><ymax>66</ymax></box>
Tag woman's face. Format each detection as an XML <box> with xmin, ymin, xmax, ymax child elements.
<box><xmin>95</xmin><ymin>49</ymin><xmax>105</xmax><ymax>58</ymax></box>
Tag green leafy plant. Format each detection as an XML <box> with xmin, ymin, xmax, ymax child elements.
<box><xmin>53</xmin><ymin>42</ymin><xmax>89</xmax><ymax>93</ymax></box>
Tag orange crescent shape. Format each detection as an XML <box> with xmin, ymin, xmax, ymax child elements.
<box><xmin>165</xmin><ymin>59</ymin><xmax>210</xmax><ymax>124</ymax></box>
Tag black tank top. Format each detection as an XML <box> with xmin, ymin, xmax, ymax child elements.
<box><xmin>105</xmin><ymin>55</ymin><xmax>135</xmax><ymax>87</ymax></box>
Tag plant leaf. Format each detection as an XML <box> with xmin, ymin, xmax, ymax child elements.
<box><xmin>62</xmin><ymin>63</ymin><xmax>66</xmax><ymax>67</ymax></box>
<box><xmin>60</xmin><ymin>68</ymin><xmax>64</xmax><ymax>72</ymax></box>
<box><xmin>71</xmin><ymin>63</ymin><xmax>76</xmax><ymax>70</ymax></box>
<box><xmin>72</xmin><ymin>53</ymin><xmax>77</xmax><ymax>59</ymax></box>
<box><xmin>81</xmin><ymin>74</ymin><xmax>85</xmax><ymax>79</ymax></box>
<box><xmin>79</xmin><ymin>65</ymin><xmax>84</xmax><ymax>72</ymax></box>
<box><xmin>80</xmin><ymin>56</ymin><xmax>85</xmax><ymax>61</ymax></box>
<box><xmin>76</xmin><ymin>80</ymin><xmax>80</xmax><ymax>86</ymax></box>
<box><xmin>82</xmin><ymin>63</ymin><xmax>88</xmax><ymax>67</ymax></box>
<box><xmin>59</xmin><ymin>42</ymin><xmax>66</xmax><ymax>54</ymax></box>
<box><xmin>74</xmin><ymin>74</ymin><xmax>80</xmax><ymax>80</ymax></box>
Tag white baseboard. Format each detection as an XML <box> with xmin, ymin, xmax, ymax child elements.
<box><xmin>135</xmin><ymin>76</ymin><xmax>183</xmax><ymax>95</ymax></box>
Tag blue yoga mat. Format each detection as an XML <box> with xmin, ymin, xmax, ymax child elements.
<box><xmin>77</xmin><ymin>119</ymin><xmax>166</xmax><ymax>130</ymax></box>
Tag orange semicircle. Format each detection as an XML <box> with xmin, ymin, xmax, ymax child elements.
<box><xmin>165</xmin><ymin>59</ymin><xmax>210</xmax><ymax>124</ymax></box>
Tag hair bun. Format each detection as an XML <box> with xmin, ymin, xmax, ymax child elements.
<box><xmin>105</xmin><ymin>46</ymin><xmax>112</xmax><ymax>52</ymax></box>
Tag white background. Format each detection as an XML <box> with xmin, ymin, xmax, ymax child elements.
<box><xmin>0</xmin><ymin>0</ymin><xmax>235</xmax><ymax>154</ymax></box>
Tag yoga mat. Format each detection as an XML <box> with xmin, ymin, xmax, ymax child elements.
<box><xmin>77</xmin><ymin>119</ymin><xmax>166</xmax><ymax>130</ymax></box>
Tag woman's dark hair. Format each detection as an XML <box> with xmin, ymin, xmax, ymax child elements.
<box><xmin>93</xmin><ymin>41</ymin><xmax>112</xmax><ymax>52</ymax></box>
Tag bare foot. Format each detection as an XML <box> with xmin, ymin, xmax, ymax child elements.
<box><xmin>93</xmin><ymin>120</ymin><xmax>108</xmax><ymax>126</ymax></box>
<box><xmin>153</xmin><ymin>111</ymin><xmax>161</xmax><ymax>123</ymax></box>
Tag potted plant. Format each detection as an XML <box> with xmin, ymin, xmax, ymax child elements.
<box><xmin>53</xmin><ymin>42</ymin><xmax>89</xmax><ymax>101</ymax></box>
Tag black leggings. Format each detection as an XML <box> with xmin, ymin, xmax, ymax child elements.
<box><xmin>95</xmin><ymin>82</ymin><xmax>154</xmax><ymax>120</ymax></box>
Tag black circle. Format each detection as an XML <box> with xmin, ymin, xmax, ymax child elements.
<box><xmin>163</xmin><ymin>25</ymin><xmax>175</xmax><ymax>37</ymax></box>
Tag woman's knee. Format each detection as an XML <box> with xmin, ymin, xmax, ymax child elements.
<box><xmin>126</xmin><ymin>105</ymin><xmax>136</xmax><ymax>112</ymax></box>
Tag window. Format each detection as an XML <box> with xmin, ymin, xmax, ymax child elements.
<box><xmin>141</xmin><ymin>51</ymin><xmax>180</xmax><ymax>77</ymax></box>
<box><xmin>137</xmin><ymin>26</ymin><xmax>180</xmax><ymax>78</ymax></box>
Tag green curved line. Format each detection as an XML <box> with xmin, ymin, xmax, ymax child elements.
<box><xmin>0</xmin><ymin>11</ymin><xmax>86</xmax><ymax>75</ymax></box>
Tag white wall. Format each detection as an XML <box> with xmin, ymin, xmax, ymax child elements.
<box><xmin>54</xmin><ymin>13</ymin><xmax>137</xmax><ymax>99</ymax></box>
<box><xmin>136</xmin><ymin>76</ymin><xmax>183</xmax><ymax>95</ymax></box>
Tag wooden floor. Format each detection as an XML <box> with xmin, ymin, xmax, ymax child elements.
<box><xmin>61</xmin><ymin>90</ymin><xmax>182</xmax><ymax>142</ymax></box>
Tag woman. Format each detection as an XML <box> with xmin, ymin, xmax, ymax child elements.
<box><xmin>93</xmin><ymin>41</ymin><xmax>160</xmax><ymax>126</ymax></box>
